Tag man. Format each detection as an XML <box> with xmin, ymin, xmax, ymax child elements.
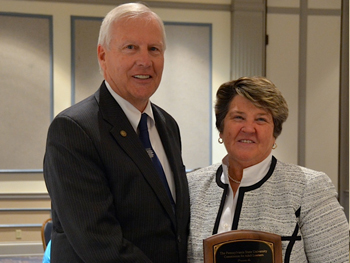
<box><xmin>43</xmin><ymin>3</ymin><xmax>190</xmax><ymax>262</ymax></box>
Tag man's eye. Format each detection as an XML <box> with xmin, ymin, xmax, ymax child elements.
<box><xmin>126</xmin><ymin>45</ymin><xmax>134</xmax><ymax>49</ymax></box>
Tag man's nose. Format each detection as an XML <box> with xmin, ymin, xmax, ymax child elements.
<box><xmin>135</xmin><ymin>49</ymin><xmax>152</xmax><ymax>67</ymax></box>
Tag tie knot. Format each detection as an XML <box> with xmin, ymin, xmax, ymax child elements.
<box><xmin>138</xmin><ymin>113</ymin><xmax>148</xmax><ymax>132</ymax></box>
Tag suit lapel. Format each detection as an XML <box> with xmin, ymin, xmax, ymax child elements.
<box><xmin>95</xmin><ymin>83</ymin><xmax>176</xmax><ymax>224</ymax></box>
<box><xmin>152</xmin><ymin>105</ymin><xmax>188</xmax><ymax>219</ymax></box>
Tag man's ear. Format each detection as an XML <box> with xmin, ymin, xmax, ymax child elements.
<box><xmin>97</xmin><ymin>45</ymin><xmax>106</xmax><ymax>63</ymax></box>
<box><xmin>97</xmin><ymin>45</ymin><xmax>106</xmax><ymax>72</ymax></box>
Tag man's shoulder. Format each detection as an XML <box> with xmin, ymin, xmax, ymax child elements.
<box><xmin>152</xmin><ymin>103</ymin><xmax>173</xmax><ymax>119</ymax></box>
<box><xmin>61</xmin><ymin>95</ymin><xmax>96</xmax><ymax>115</ymax></box>
<box><xmin>56</xmin><ymin>82</ymin><xmax>106</xmax><ymax>120</ymax></box>
<box><xmin>151</xmin><ymin>103</ymin><xmax>178</xmax><ymax>128</ymax></box>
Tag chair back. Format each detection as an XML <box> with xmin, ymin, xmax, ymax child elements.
<box><xmin>41</xmin><ymin>218</ymin><xmax>53</xmax><ymax>251</ymax></box>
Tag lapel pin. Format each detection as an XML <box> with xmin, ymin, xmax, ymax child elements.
<box><xmin>120</xmin><ymin>130</ymin><xmax>127</xmax><ymax>137</ymax></box>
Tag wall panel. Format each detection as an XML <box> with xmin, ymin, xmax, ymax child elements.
<box><xmin>72</xmin><ymin>16</ymin><xmax>103</xmax><ymax>104</ymax></box>
<box><xmin>266</xmin><ymin>1</ymin><xmax>342</xmax><ymax>188</ymax></box>
<box><xmin>0</xmin><ymin>13</ymin><xmax>52</xmax><ymax>171</ymax></box>
<box><xmin>305</xmin><ymin>15</ymin><xmax>340</xmax><ymax>184</ymax></box>
<box><xmin>266</xmin><ymin>13</ymin><xmax>299</xmax><ymax>165</ymax></box>
<box><xmin>153</xmin><ymin>22</ymin><xmax>212</xmax><ymax>169</ymax></box>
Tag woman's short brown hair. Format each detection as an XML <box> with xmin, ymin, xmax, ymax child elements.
<box><xmin>215</xmin><ymin>76</ymin><xmax>289</xmax><ymax>138</ymax></box>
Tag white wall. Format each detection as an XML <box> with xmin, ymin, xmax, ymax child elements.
<box><xmin>0</xmin><ymin>0</ymin><xmax>344</xmax><ymax>193</ymax></box>
<box><xmin>266</xmin><ymin>12</ymin><xmax>299</xmax><ymax>165</ymax></box>
<box><xmin>0</xmin><ymin>0</ymin><xmax>231</xmax><ymax>193</ymax></box>
<box><xmin>266</xmin><ymin>0</ymin><xmax>342</xmax><ymax>187</ymax></box>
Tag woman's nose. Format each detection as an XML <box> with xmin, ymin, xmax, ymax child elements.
<box><xmin>241</xmin><ymin>122</ymin><xmax>255</xmax><ymax>133</ymax></box>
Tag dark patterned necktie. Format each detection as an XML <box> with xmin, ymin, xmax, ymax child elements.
<box><xmin>138</xmin><ymin>113</ymin><xmax>175</xmax><ymax>213</ymax></box>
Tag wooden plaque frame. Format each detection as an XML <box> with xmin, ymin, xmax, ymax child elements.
<box><xmin>203</xmin><ymin>230</ymin><xmax>282</xmax><ymax>263</ymax></box>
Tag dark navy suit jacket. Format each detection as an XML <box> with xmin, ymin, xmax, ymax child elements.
<box><xmin>44</xmin><ymin>82</ymin><xmax>190</xmax><ymax>263</ymax></box>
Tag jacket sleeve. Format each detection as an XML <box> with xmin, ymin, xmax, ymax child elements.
<box><xmin>299</xmin><ymin>169</ymin><xmax>349</xmax><ymax>263</ymax></box>
<box><xmin>44</xmin><ymin>115</ymin><xmax>152</xmax><ymax>263</ymax></box>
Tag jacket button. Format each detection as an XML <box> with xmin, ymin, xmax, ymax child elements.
<box><xmin>177</xmin><ymin>235</ymin><xmax>181</xmax><ymax>243</ymax></box>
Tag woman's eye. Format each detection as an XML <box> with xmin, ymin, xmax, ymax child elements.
<box><xmin>234</xmin><ymin>116</ymin><xmax>244</xmax><ymax>120</ymax></box>
<box><xmin>257</xmin><ymin>118</ymin><xmax>267</xmax><ymax>122</ymax></box>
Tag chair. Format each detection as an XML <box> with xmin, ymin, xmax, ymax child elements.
<box><xmin>41</xmin><ymin>218</ymin><xmax>53</xmax><ymax>251</ymax></box>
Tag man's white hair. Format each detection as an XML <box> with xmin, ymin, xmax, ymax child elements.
<box><xmin>97</xmin><ymin>3</ymin><xmax>166</xmax><ymax>50</ymax></box>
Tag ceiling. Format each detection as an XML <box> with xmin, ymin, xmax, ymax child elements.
<box><xmin>20</xmin><ymin>0</ymin><xmax>233</xmax><ymax>11</ymax></box>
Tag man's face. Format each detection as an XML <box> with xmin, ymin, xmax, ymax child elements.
<box><xmin>98</xmin><ymin>15</ymin><xmax>165</xmax><ymax>111</ymax></box>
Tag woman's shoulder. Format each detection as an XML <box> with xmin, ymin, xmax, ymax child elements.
<box><xmin>187</xmin><ymin>163</ymin><xmax>224</xmax><ymax>205</ymax></box>
<box><xmin>274</xmin><ymin>158</ymin><xmax>334</xmax><ymax>189</ymax></box>
<box><xmin>276</xmin><ymin>158</ymin><xmax>322</xmax><ymax>177</ymax></box>
<box><xmin>187</xmin><ymin>163</ymin><xmax>221</xmax><ymax>178</ymax></box>
<box><xmin>186</xmin><ymin>163</ymin><xmax>221</xmax><ymax>188</ymax></box>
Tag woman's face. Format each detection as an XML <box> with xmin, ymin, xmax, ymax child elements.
<box><xmin>220</xmin><ymin>95</ymin><xmax>275</xmax><ymax>170</ymax></box>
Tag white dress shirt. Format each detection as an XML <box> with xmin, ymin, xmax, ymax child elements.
<box><xmin>217</xmin><ymin>152</ymin><xmax>273</xmax><ymax>233</ymax></box>
<box><xmin>105</xmin><ymin>81</ymin><xmax>176</xmax><ymax>200</ymax></box>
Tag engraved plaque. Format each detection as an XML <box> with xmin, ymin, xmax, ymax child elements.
<box><xmin>203</xmin><ymin>230</ymin><xmax>282</xmax><ymax>263</ymax></box>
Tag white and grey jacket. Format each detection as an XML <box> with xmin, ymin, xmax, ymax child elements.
<box><xmin>187</xmin><ymin>156</ymin><xmax>349</xmax><ymax>263</ymax></box>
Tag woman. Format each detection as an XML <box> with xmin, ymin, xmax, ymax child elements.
<box><xmin>187</xmin><ymin>77</ymin><xmax>349</xmax><ymax>263</ymax></box>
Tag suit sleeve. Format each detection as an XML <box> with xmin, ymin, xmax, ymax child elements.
<box><xmin>299</xmin><ymin>171</ymin><xmax>349</xmax><ymax>263</ymax></box>
<box><xmin>44</xmin><ymin>115</ymin><xmax>152</xmax><ymax>263</ymax></box>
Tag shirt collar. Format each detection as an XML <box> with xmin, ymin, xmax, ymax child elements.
<box><xmin>221</xmin><ymin>152</ymin><xmax>273</xmax><ymax>187</ymax></box>
<box><xmin>105</xmin><ymin>80</ymin><xmax>155</xmax><ymax>131</ymax></box>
